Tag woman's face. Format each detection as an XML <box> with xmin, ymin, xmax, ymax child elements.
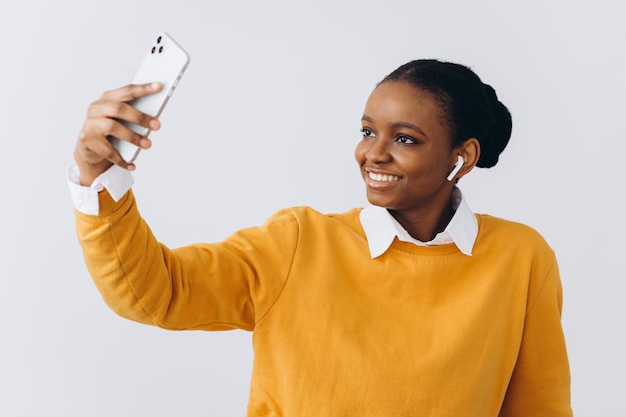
<box><xmin>355</xmin><ymin>81</ymin><xmax>458</xmax><ymax>215</ymax></box>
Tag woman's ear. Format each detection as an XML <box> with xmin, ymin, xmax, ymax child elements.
<box><xmin>455</xmin><ymin>138</ymin><xmax>481</xmax><ymax>179</ymax></box>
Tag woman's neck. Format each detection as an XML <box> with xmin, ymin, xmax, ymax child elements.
<box><xmin>389</xmin><ymin>198</ymin><xmax>456</xmax><ymax>242</ymax></box>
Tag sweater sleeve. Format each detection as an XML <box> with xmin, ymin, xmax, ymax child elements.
<box><xmin>499</xmin><ymin>258</ymin><xmax>573</xmax><ymax>417</ymax></box>
<box><xmin>75</xmin><ymin>189</ymin><xmax>299</xmax><ymax>331</ymax></box>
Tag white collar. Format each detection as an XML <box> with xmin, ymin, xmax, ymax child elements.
<box><xmin>359</xmin><ymin>187</ymin><xmax>478</xmax><ymax>258</ymax></box>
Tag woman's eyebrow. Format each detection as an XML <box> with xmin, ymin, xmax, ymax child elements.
<box><xmin>391</xmin><ymin>121</ymin><xmax>427</xmax><ymax>137</ymax></box>
<box><xmin>361</xmin><ymin>114</ymin><xmax>427</xmax><ymax>137</ymax></box>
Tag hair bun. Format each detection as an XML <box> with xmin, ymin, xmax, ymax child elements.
<box><xmin>476</xmin><ymin>84</ymin><xmax>512</xmax><ymax>168</ymax></box>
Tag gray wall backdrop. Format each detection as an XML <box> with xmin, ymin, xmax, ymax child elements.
<box><xmin>1</xmin><ymin>0</ymin><xmax>624</xmax><ymax>415</ymax></box>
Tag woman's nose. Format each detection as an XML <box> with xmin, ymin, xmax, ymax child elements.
<box><xmin>365</xmin><ymin>138</ymin><xmax>392</xmax><ymax>164</ymax></box>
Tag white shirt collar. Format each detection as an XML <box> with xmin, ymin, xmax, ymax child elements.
<box><xmin>359</xmin><ymin>187</ymin><xmax>478</xmax><ymax>258</ymax></box>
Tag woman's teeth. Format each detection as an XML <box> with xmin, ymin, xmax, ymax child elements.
<box><xmin>368</xmin><ymin>172</ymin><xmax>400</xmax><ymax>182</ymax></box>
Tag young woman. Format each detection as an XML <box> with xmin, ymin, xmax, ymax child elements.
<box><xmin>70</xmin><ymin>59</ymin><xmax>572</xmax><ymax>416</ymax></box>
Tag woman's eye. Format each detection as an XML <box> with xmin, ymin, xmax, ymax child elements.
<box><xmin>396</xmin><ymin>135</ymin><xmax>417</xmax><ymax>144</ymax></box>
<box><xmin>360</xmin><ymin>128</ymin><xmax>375</xmax><ymax>138</ymax></box>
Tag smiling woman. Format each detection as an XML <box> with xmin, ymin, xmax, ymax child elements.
<box><xmin>70</xmin><ymin>59</ymin><xmax>572</xmax><ymax>417</ymax></box>
<box><xmin>356</xmin><ymin>59</ymin><xmax>511</xmax><ymax>242</ymax></box>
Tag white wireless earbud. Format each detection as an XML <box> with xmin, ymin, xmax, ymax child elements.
<box><xmin>447</xmin><ymin>155</ymin><xmax>464</xmax><ymax>181</ymax></box>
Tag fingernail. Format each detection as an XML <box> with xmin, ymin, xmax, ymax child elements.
<box><xmin>140</xmin><ymin>138</ymin><xmax>151</xmax><ymax>149</ymax></box>
<box><xmin>127</xmin><ymin>164</ymin><xmax>136</xmax><ymax>171</ymax></box>
<box><xmin>150</xmin><ymin>82</ymin><xmax>160</xmax><ymax>90</ymax></box>
<box><xmin>149</xmin><ymin>119</ymin><xmax>160</xmax><ymax>129</ymax></box>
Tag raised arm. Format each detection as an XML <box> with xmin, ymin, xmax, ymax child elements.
<box><xmin>73</xmin><ymin>84</ymin><xmax>298</xmax><ymax>331</ymax></box>
<box><xmin>75</xmin><ymin>188</ymin><xmax>299</xmax><ymax>331</ymax></box>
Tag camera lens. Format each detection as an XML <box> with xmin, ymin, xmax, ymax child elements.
<box><xmin>159</xmin><ymin>46</ymin><xmax>164</xmax><ymax>53</ymax></box>
<box><xmin>151</xmin><ymin>46</ymin><xmax>156</xmax><ymax>54</ymax></box>
<box><xmin>157</xmin><ymin>36</ymin><xmax>162</xmax><ymax>44</ymax></box>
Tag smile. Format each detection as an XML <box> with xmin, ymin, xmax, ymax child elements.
<box><xmin>367</xmin><ymin>171</ymin><xmax>401</xmax><ymax>182</ymax></box>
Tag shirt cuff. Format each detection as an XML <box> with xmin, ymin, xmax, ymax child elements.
<box><xmin>67</xmin><ymin>162</ymin><xmax>134</xmax><ymax>215</ymax></box>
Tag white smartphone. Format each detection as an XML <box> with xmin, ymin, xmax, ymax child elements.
<box><xmin>108</xmin><ymin>32</ymin><xmax>190</xmax><ymax>163</ymax></box>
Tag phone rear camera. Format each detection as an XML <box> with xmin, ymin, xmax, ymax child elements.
<box><xmin>159</xmin><ymin>46</ymin><xmax>164</xmax><ymax>53</ymax></box>
<box><xmin>157</xmin><ymin>36</ymin><xmax>162</xmax><ymax>44</ymax></box>
<box><xmin>151</xmin><ymin>46</ymin><xmax>156</xmax><ymax>54</ymax></box>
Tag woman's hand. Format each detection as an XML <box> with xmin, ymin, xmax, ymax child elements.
<box><xmin>74</xmin><ymin>82</ymin><xmax>163</xmax><ymax>186</ymax></box>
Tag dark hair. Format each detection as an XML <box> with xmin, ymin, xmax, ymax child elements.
<box><xmin>380</xmin><ymin>59</ymin><xmax>512</xmax><ymax>168</ymax></box>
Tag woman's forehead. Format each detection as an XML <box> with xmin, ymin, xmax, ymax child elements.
<box><xmin>365</xmin><ymin>82</ymin><xmax>442</xmax><ymax>123</ymax></box>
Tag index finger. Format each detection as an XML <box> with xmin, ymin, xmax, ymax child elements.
<box><xmin>101</xmin><ymin>82</ymin><xmax>163</xmax><ymax>102</ymax></box>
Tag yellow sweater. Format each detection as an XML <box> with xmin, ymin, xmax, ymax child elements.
<box><xmin>76</xmin><ymin>190</ymin><xmax>572</xmax><ymax>417</ymax></box>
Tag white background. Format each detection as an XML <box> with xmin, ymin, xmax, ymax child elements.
<box><xmin>1</xmin><ymin>0</ymin><xmax>624</xmax><ymax>415</ymax></box>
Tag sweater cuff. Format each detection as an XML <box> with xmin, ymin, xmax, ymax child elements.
<box><xmin>74</xmin><ymin>188</ymin><xmax>135</xmax><ymax>221</ymax></box>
